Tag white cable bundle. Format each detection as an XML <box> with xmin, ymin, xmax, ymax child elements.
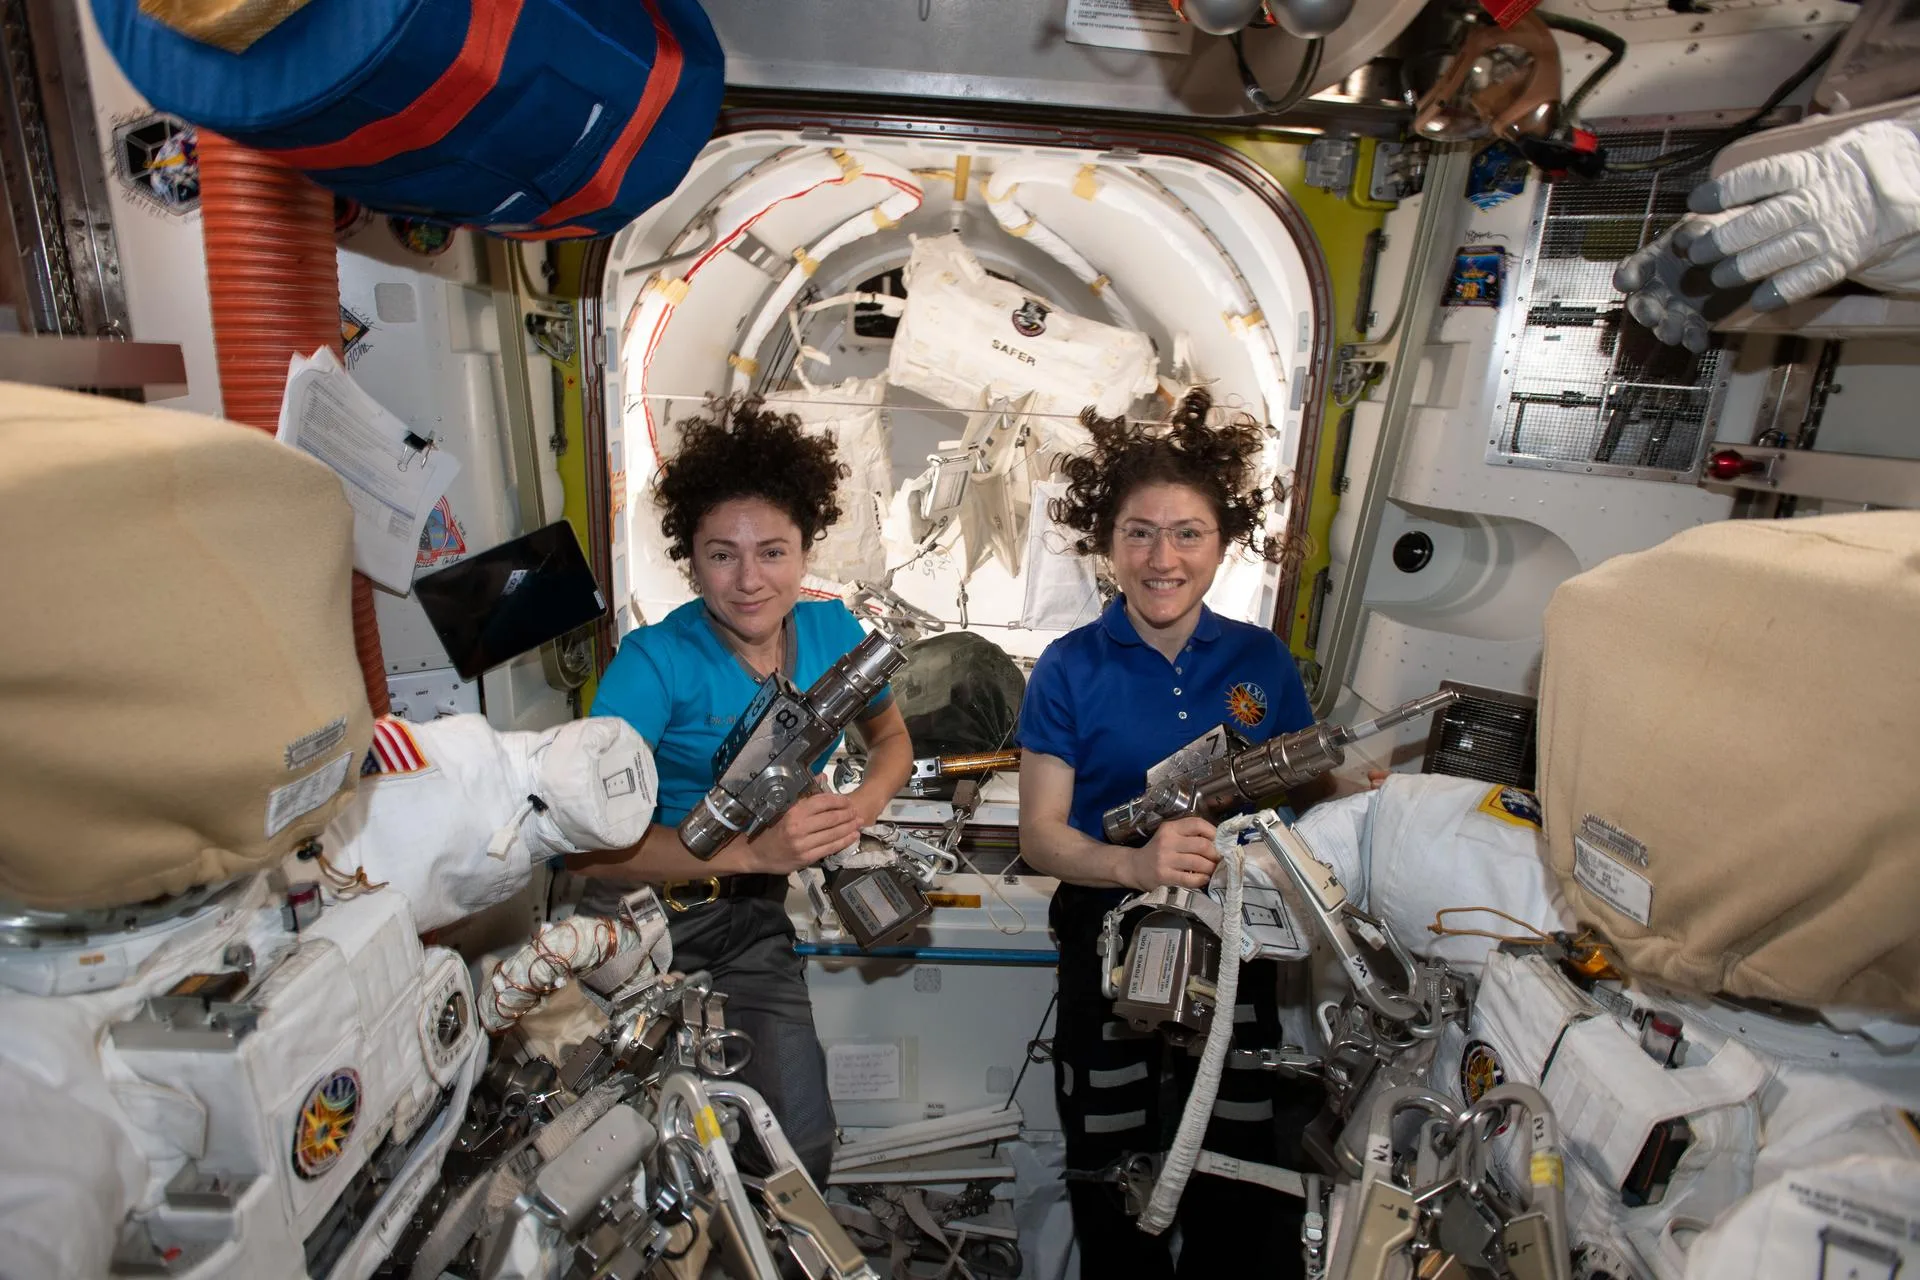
<box><xmin>1138</xmin><ymin>825</ymin><xmax>1247</xmax><ymax>1234</ymax></box>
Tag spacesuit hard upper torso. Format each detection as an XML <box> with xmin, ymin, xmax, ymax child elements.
<box><xmin>0</xmin><ymin>883</ymin><xmax>484</xmax><ymax>1280</ymax></box>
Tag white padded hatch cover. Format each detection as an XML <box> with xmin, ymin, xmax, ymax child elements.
<box><xmin>0</xmin><ymin>385</ymin><xmax>372</xmax><ymax>909</ymax></box>
<box><xmin>1538</xmin><ymin>511</ymin><xmax>1920</xmax><ymax>1014</ymax></box>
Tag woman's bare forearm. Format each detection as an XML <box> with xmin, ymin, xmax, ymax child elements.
<box><xmin>566</xmin><ymin>821</ymin><xmax>765</xmax><ymax>883</ymax></box>
<box><xmin>1017</xmin><ymin>814</ymin><xmax>1133</xmax><ymax>890</ymax></box>
<box><xmin>847</xmin><ymin>704</ymin><xmax>915</xmax><ymax>826</ymax></box>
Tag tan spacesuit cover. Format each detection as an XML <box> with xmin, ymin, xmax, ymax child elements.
<box><xmin>0</xmin><ymin>384</ymin><xmax>372</xmax><ymax>909</ymax></box>
<box><xmin>1539</xmin><ymin>511</ymin><xmax>1920</xmax><ymax>1014</ymax></box>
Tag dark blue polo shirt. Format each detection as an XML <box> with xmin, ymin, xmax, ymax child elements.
<box><xmin>1017</xmin><ymin>596</ymin><xmax>1314</xmax><ymax>927</ymax></box>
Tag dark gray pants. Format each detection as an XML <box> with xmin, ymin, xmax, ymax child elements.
<box><xmin>664</xmin><ymin>895</ymin><xmax>838</xmax><ymax>1187</ymax></box>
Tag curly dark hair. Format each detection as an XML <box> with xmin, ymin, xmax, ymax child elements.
<box><xmin>654</xmin><ymin>396</ymin><xmax>847</xmax><ymax>562</ymax></box>
<box><xmin>1050</xmin><ymin>389</ymin><xmax>1291</xmax><ymax>562</ymax></box>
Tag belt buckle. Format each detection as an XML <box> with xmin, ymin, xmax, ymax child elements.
<box><xmin>663</xmin><ymin>877</ymin><xmax>722</xmax><ymax>912</ymax></box>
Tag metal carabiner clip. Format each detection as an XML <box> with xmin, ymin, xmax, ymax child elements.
<box><xmin>1454</xmin><ymin>1083</ymin><xmax>1571</xmax><ymax>1280</ymax></box>
<box><xmin>1328</xmin><ymin>1085</ymin><xmax>1459</xmax><ymax>1280</ymax></box>
<box><xmin>696</xmin><ymin>1027</ymin><xmax>755</xmax><ymax>1078</ymax></box>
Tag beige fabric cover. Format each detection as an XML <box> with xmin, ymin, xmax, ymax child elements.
<box><xmin>1539</xmin><ymin>512</ymin><xmax>1920</xmax><ymax>1014</ymax></box>
<box><xmin>0</xmin><ymin>385</ymin><xmax>371</xmax><ymax>910</ymax></box>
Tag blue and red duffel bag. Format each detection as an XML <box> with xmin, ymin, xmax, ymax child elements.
<box><xmin>93</xmin><ymin>0</ymin><xmax>724</xmax><ymax>239</ymax></box>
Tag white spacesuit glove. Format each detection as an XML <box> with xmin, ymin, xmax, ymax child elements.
<box><xmin>1685</xmin><ymin>113</ymin><xmax>1920</xmax><ymax>310</ymax></box>
<box><xmin>1611</xmin><ymin>214</ymin><xmax>1744</xmax><ymax>354</ymax></box>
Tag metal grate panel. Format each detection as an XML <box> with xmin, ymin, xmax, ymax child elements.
<box><xmin>1489</xmin><ymin>129</ymin><xmax>1730</xmax><ymax>480</ymax></box>
<box><xmin>1422</xmin><ymin>682</ymin><xmax>1537</xmax><ymax>790</ymax></box>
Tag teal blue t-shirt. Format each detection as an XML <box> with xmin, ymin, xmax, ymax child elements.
<box><xmin>589</xmin><ymin>598</ymin><xmax>893</xmax><ymax>828</ymax></box>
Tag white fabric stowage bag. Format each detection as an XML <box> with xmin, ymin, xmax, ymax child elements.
<box><xmin>887</xmin><ymin>234</ymin><xmax>1158</xmax><ymax>422</ymax></box>
<box><xmin>1020</xmin><ymin>478</ymin><xmax>1102</xmax><ymax>632</ymax></box>
<box><xmin>763</xmin><ymin>376</ymin><xmax>892</xmax><ymax>587</ymax></box>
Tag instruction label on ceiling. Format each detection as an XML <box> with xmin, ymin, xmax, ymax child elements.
<box><xmin>1064</xmin><ymin>0</ymin><xmax>1194</xmax><ymax>56</ymax></box>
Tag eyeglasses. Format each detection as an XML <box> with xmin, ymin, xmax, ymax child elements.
<box><xmin>1116</xmin><ymin>522</ymin><xmax>1218</xmax><ymax>551</ymax></box>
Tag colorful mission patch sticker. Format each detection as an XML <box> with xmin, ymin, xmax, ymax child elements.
<box><xmin>1466</xmin><ymin>141</ymin><xmax>1528</xmax><ymax>210</ymax></box>
<box><xmin>1226</xmin><ymin>682</ymin><xmax>1269</xmax><ymax>728</ymax></box>
<box><xmin>1476</xmin><ymin>784</ymin><xmax>1543</xmax><ymax>829</ymax></box>
<box><xmin>416</xmin><ymin>496</ymin><xmax>467</xmax><ymax>568</ymax></box>
<box><xmin>390</xmin><ymin>215</ymin><xmax>454</xmax><ymax>257</ymax></box>
<box><xmin>1459</xmin><ymin>1040</ymin><xmax>1512</xmax><ymax>1134</ymax></box>
<box><xmin>340</xmin><ymin>303</ymin><xmax>374</xmax><ymax>367</ymax></box>
<box><xmin>292</xmin><ymin>1067</ymin><xmax>361</xmax><ymax>1179</ymax></box>
<box><xmin>114</xmin><ymin>113</ymin><xmax>200</xmax><ymax>214</ymax></box>
<box><xmin>1445</xmin><ymin>247</ymin><xmax>1505</xmax><ymax>307</ymax></box>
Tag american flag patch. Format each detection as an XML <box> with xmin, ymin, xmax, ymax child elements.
<box><xmin>361</xmin><ymin>718</ymin><xmax>431</xmax><ymax>777</ymax></box>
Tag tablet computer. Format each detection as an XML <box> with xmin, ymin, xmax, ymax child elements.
<box><xmin>413</xmin><ymin>521</ymin><xmax>607</xmax><ymax>680</ymax></box>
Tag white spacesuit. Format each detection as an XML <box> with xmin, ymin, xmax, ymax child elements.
<box><xmin>0</xmin><ymin>387</ymin><xmax>664</xmax><ymax>1279</ymax></box>
<box><xmin>0</xmin><ymin>711</ymin><xmax>661</xmax><ymax>1280</ymax></box>
<box><xmin>1284</xmin><ymin>509</ymin><xmax>1920</xmax><ymax>1280</ymax></box>
<box><xmin>1293</xmin><ymin>773</ymin><xmax>1920</xmax><ymax>1280</ymax></box>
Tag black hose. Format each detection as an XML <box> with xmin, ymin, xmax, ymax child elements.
<box><xmin>1540</xmin><ymin>12</ymin><xmax>1627</xmax><ymax>123</ymax></box>
<box><xmin>1606</xmin><ymin>30</ymin><xmax>1843</xmax><ymax>173</ymax></box>
<box><xmin>1233</xmin><ymin>32</ymin><xmax>1326</xmax><ymax>116</ymax></box>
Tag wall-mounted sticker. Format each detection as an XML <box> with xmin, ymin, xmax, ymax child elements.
<box><xmin>1444</xmin><ymin>247</ymin><xmax>1506</xmax><ymax>308</ymax></box>
<box><xmin>340</xmin><ymin>304</ymin><xmax>373</xmax><ymax>367</ymax></box>
<box><xmin>1465</xmin><ymin>142</ymin><xmax>1528</xmax><ymax>212</ymax></box>
<box><xmin>114</xmin><ymin>114</ymin><xmax>199</xmax><ymax>215</ymax></box>
<box><xmin>416</xmin><ymin>496</ymin><xmax>467</xmax><ymax>568</ymax></box>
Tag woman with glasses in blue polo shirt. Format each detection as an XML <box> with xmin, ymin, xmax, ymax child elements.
<box><xmin>569</xmin><ymin>399</ymin><xmax>915</xmax><ymax>1187</ymax></box>
<box><xmin>1016</xmin><ymin>391</ymin><xmax>1318</xmax><ymax>1278</ymax></box>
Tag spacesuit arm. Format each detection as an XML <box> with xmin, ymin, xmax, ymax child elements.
<box><xmin>325</xmin><ymin>716</ymin><xmax>659</xmax><ymax>933</ymax></box>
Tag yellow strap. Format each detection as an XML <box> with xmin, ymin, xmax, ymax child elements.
<box><xmin>1224</xmin><ymin>308</ymin><xmax>1265</xmax><ymax>332</ymax></box>
<box><xmin>1089</xmin><ymin>274</ymin><xmax>1111</xmax><ymax>296</ymax></box>
<box><xmin>649</xmin><ymin>276</ymin><xmax>691</xmax><ymax>304</ymax></box>
<box><xmin>1073</xmin><ymin>164</ymin><xmax>1099</xmax><ymax>200</ymax></box>
<box><xmin>792</xmin><ymin>248</ymin><xmax>819</xmax><ymax>276</ymax></box>
<box><xmin>727</xmin><ymin>353</ymin><xmax>759</xmax><ymax>376</ymax></box>
<box><xmin>830</xmin><ymin>148</ymin><xmax>865</xmax><ymax>181</ymax></box>
<box><xmin>871</xmin><ymin>208</ymin><xmax>898</xmax><ymax>230</ymax></box>
<box><xmin>695</xmin><ymin>1105</ymin><xmax>723</xmax><ymax>1145</ymax></box>
<box><xmin>1004</xmin><ymin>217</ymin><xmax>1035</xmax><ymax>239</ymax></box>
<box><xmin>953</xmin><ymin>155</ymin><xmax>972</xmax><ymax>203</ymax></box>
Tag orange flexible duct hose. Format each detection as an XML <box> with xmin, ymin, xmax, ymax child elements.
<box><xmin>198</xmin><ymin>131</ymin><xmax>391</xmax><ymax>717</ymax></box>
